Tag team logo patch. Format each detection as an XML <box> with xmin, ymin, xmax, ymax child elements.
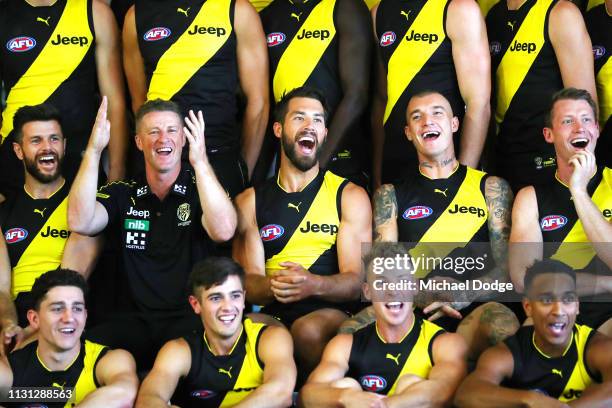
<box><xmin>5</xmin><ymin>228</ymin><xmax>28</xmax><ymax>244</ymax></box>
<box><xmin>402</xmin><ymin>206</ymin><xmax>433</xmax><ymax>220</ymax></box>
<box><xmin>143</xmin><ymin>27</ymin><xmax>171</xmax><ymax>41</ymax></box>
<box><xmin>191</xmin><ymin>390</ymin><xmax>217</xmax><ymax>399</ymax></box>
<box><xmin>173</xmin><ymin>184</ymin><xmax>187</xmax><ymax>195</ymax></box>
<box><xmin>593</xmin><ymin>46</ymin><xmax>606</xmax><ymax>59</ymax></box>
<box><xmin>359</xmin><ymin>375</ymin><xmax>387</xmax><ymax>392</ymax></box>
<box><xmin>136</xmin><ymin>186</ymin><xmax>148</xmax><ymax>197</ymax></box>
<box><xmin>126</xmin><ymin>231</ymin><xmax>146</xmax><ymax>249</ymax></box>
<box><xmin>177</xmin><ymin>203</ymin><xmax>191</xmax><ymax>222</ymax></box>
<box><xmin>489</xmin><ymin>41</ymin><xmax>501</xmax><ymax>56</ymax></box>
<box><xmin>379</xmin><ymin>31</ymin><xmax>396</xmax><ymax>47</ymax></box>
<box><xmin>6</xmin><ymin>36</ymin><xmax>36</xmax><ymax>52</ymax></box>
<box><xmin>540</xmin><ymin>215</ymin><xmax>568</xmax><ymax>231</ymax></box>
<box><xmin>267</xmin><ymin>32</ymin><xmax>286</xmax><ymax>47</ymax></box>
<box><xmin>260</xmin><ymin>224</ymin><xmax>284</xmax><ymax>241</ymax></box>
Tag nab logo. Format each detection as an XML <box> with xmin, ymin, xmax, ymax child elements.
<box><xmin>509</xmin><ymin>40</ymin><xmax>536</xmax><ymax>53</ymax></box>
<box><xmin>144</xmin><ymin>27</ymin><xmax>171</xmax><ymax>41</ymax></box>
<box><xmin>6</xmin><ymin>36</ymin><xmax>36</xmax><ymax>52</ymax></box>
<box><xmin>5</xmin><ymin>228</ymin><xmax>28</xmax><ymax>244</ymax></box>
<box><xmin>260</xmin><ymin>224</ymin><xmax>284</xmax><ymax>241</ymax></box>
<box><xmin>402</xmin><ymin>206</ymin><xmax>433</xmax><ymax>220</ymax></box>
<box><xmin>405</xmin><ymin>30</ymin><xmax>439</xmax><ymax>44</ymax></box>
<box><xmin>593</xmin><ymin>46</ymin><xmax>606</xmax><ymax>59</ymax></box>
<box><xmin>379</xmin><ymin>31</ymin><xmax>396</xmax><ymax>47</ymax></box>
<box><xmin>541</xmin><ymin>215</ymin><xmax>567</xmax><ymax>231</ymax></box>
<box><xmin>359</xmin><ymin>375</ymin><xmax>387</xmax><ymax>392</ymax></box>
<box><xmin>190</xmin><ymin>390</ymin><xmax>217</xmax><ymax>399</ymax></box>
<box><xmin>489</xmin><ymin>41</ymin><xmax>501</xmax><ymax>56</ymax></box>
<box><xmin>267</xmin><ymin>32</ymin><xmax>286</xmax><ymax>47</ymax></box>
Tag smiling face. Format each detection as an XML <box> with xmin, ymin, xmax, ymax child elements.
<box><xmin>274</xmin><ymin>97</ymin><xmax>327</xmax><ymax>172</ymax></box>
<box><xmin>543</xmin><ymin>98</ymin><xmax>599</xmax><ymax>163</ymax></box>
<box><xmin>13</xmin><ymin>120</ymin><xmax>65</xmax><ymax>183</ymax></box>
<box><xmin>364</xmin><ymin>262</ymin><xmax>415</xmax><ymax>329</ymax></box>
<box><xmin>189</xmin><ymin>275</ymin><xmax>246</xmax><ymax>341</ymax></box>
<box><xmin>135</xmin><ymin>110</ymin><xmax>185</xmax><ymax>174</ymax></box>
<box><xmin>28</xmin><ymin>286</ymin><xmax>86</xmax><ymax>353</ymax></box>
<box><xmin>405</xmin><ymin>93</ymin><xmax>459</xmax><ymax>160</ymax></box>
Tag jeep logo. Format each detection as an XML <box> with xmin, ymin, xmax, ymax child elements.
<box><xmin>40</xmin><ymin>226</ymin><xmax>70</xmax><ymax>238</ymax></box>
<box><xmin>405</xmin><ymin>30</ymin><xmax>439</xmax><ymax>44</ymax></box>
<box><xmin>50</xmin><ymin>34</ymin><xmax>89</xmax><ymax>47</ymax></box>
<box><xmin>296</xmin><ymin>29</ymin><xmax>330</xmax><ymax>41</ymax></box>
<box><xmin>448</xmin><ymin>204</ymin><xmax>486</xmax><ymax>218</ymax></box>
<box><xmin>509</xmin><ymin>40</ymin><xmax>536</xmax><ymax>53</ymax></box>
<box><xmin>126</xmin><ymin>207</ymin><xmax>150</xmax><ymax>218</ymax></box>
<box><xmin>187</xmin><ymin>25</ymin><xmax>227</xmax><ymax>37</ymax></box>
<box><xmin>299</xmin><ymin>221</ymin><xmax>338</xmax><ymax>235</ymax></box>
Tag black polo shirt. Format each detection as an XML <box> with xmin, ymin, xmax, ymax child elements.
<box><xmin>96</xmin><ymin>167</ymin><xmax>210</xmax><ymax>313</ymax></box>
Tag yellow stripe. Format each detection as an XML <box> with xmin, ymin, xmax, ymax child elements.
<box><xmin>383</xmin><ymin>0</ymin><xmax>447</xmax><ymax>124</ymax></box>
<box><xmin>587</xmin><ymin>0</ymin><xmax>604</xmax><ymax>11</ymax></box>
<box><xmin>265</xmin><ymin>172</ymin><xmax>344</xmax><ymax>274</ymax></box>
<box><xmin>387</xmin><ymin>320</ymin><xmax>441</xmax><ymax>395</ymax></box>
<box><xmin>250</xmin><ymin>0</ymin><xmax>273</xmax><ymax>12</ymax></box>
<box><xmin>147</xmin><ymin>0</ymin><xmax>233</xmax><ymax>101</ymax></box>
<box><xmin>477</xmin><ymin>0</ymin><xmax>502</xmax><ymax>17</ymax></box>
<box><xmin>552</xmin><ymin>169</ymin><xmax>612</xmax><ymax>269</ymax></box>
<box><xmin>272</xmin><ymin>0</ymin><xmax>336</xmax><ymax>102</ymax></box>
<box><xmin>494</xmin><ymin>0</ymin><xmax>553</xmax><ymax>126</ymax></box>
<box><xmin>559</xmin><ymin>325</ymin><xmax>594</xmax><ymax>402</ymax></box>
<box><xmin>410</xmin><ymin>168</ymin><xmax>488</xmax><ymax>279</ymax></box>
<box><xmin>596</xmin><ymin>57</ymin><xmax>612</xmax><ymax>125</ymax></box>
<box><xmin>68</xmin><ymin>341</ymin><xmax>106</xmax><ymax>407</ymax></box>
<box><xmin>365</xmin><ymin>0</ymin><xmax>379</xmax><ymax>11</ymax></box>
<box><xmin>12</xmin><ymin>197</ymin><xmax>69</xmax><ymax>297</ymax></box>
<box><xmin>1</xmin><ymin>0</ymin><xmax>93</xmax><ymax>140</ymax></box>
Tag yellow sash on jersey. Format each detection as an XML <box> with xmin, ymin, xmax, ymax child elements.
<box><xmin>559</xmin><ymin>325</ymin><xmax>595</xmax><ymax>402</ymax></box>
<box><xmin>494</xmin><ymin>0</ymin><xmax>553</xmax><ymax>126</ymax></box>
<box><xmin>477</xmin><ymin>0</ymin><xmax>501</xmax><ymax>17</ymax></box>
<box><xmin>265</xmin><ymin>172</ymin><xmax>343</xmax><ymax>274</ymax></box>
<box><xmin>596</xmin><ymin>58</ymin><xmax>611</xmax><ymax>125</ymax></box>
<box><xmin>68</xmin><ymin>341</ymin><xmax>107</xmax><ymax>407</ymax></box>
<box><xmin>272</xmin><ymin>0</ymin><xmax>336</xmax><ymax>102</ymax></box>
<box><xmin>147</xmin><ymin>0</ymin><xmax>232</xmax><ymax>101</ymax></box>
<box><xmin>387</xmin><ymin>320</ymin><xmax>442</xmax><ymax>395</ymax></box>
<box><xmin>12</xmin><ymin>197</ymin><xmax>69</xmax><ymax>298</ymax></box>
<box><xmin>587</xmin><ymin>0</ymin><xmax>604</xmax><ymax>11</ymax></box>
<box><xmin>1</xmin><ymin>0</ymin><xmax>93</xmax><ymax>141</ymax></box>
<box><xmin>383</xmin><ymin>0</ymin><xmax>446</xmax><ymax>124</ymax></box>
<box><xmin>409</xmin><ymin>168</ymin><xmax>488</xmax><ymax>279</ymax></box>
<box><xmin>220</xmin><ymin>319</ymin><xmax>265</xmax><ymax>407</ymax></box>
<box><xmin>552</xmin><ymin>169</ymin><xmax>612</xmax><ymax>269</ymax></box>
<box><xmin>249</xmin><ymin>0</ymin><xmax>273</xmax><ymax>12</ymax></box>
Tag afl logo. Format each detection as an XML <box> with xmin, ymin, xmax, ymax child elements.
<box><xmin>379</xmin><ymin>31</ymin><xmax>396</xmax><ymax>47</ymax></box>
<box><xmin>190</xmin><ymin>390</ymin><xmax>216</xmax><ymax>399</ymax></box>
<box><xmin>540</xmin><ymin>215</ymin><xmax>568</xmax><ymax>231</ymax></box>
<box><xmin>6</xmin><ymin>36</ymin><xmax>36</xmax><ymax>52</ymax></box>
<box><xmin>143</xmin><ymin>27</ymin><xmax>171</xmax><ymax>41</ymax></box>
<box><xmin>593</xmin><ymin>46</ymin><xmax>606</xmax><ymax>59</ymax></box>
<box><xmin>260</xmin><ymin>224</ymin><xmax>284</xmax><ymax>241</ymax></box>
<box><xmin>490</xmin><ymin>41</ymin><xmax>501</xmax><ymax>56</ymax></box>
<box><xmin>267</xmin><ymin>32</ymin><xmax>286</xmax><ymax>47</ymax></box>
<box><xmin>360</xmin><ymin>375</ymin><xmax>387</xmax><ymax>392</ymax></box>
<box><xmin>5</xmin><ymin>228</ymin><xmax>28</xmax><ymax>244</ymax></box>
<box><xmin>403</xmin><ymin>206</ymin><xmax>433</xmax><ymax>220</ymax></box>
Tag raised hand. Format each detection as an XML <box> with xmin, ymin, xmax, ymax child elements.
<box><xmin>569</xmin><ymin>150</ymin><xmax>596</xmax><ymax>193</ymax></box>
<box><xmin>88</xmin><ymin>96</ymin><xmax>111</xmax><ymax>155</ymax></box>
<box><xmin>184</xmin><ymin>110</ymin><xmax>208</xmax><ymax>168</ymax></box>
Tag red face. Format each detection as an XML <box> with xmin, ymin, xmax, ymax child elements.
<box><xmin>136</xmin><ymin>110</ymin><xmax>185</xmax><ymax>174</ymax></box>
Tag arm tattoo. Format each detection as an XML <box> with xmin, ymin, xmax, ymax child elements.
<box><xmin>478</xmin><ymin>303</ymin><xmax>519</xmax><ymax>345</ymax></box>
<box><xmin>373</xmin><ymin>184</ymin><xmax>397</xmax><ymax>241</ymax></box>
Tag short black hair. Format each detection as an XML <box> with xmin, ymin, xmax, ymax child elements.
<box><xmin>13</xmin><ymin>103</ymin><xmax>63</xmax><ymax>144</ymax></box>
<box><xmin>273</xmin><ymin>86</ymin><xmax>329</xmax><ymax>124</ymax></box>
<box><xmin>189</xmin><ymin>257</ymin><xmax>245</xmax><ymax>296</ymax></box>
<box><xmin>135</xmin><ymin>99</ymin><xmax>183</xmax><ymax>132</ymax></box>
<box><xmin>524</xmin><ymin>259</ymin><xmax>576</xmax><ymax>294</ymax></box>
<box><xmin>545</xmin><ymin>88</ymin><xmax>598</xmax><ymax>128</ymax></box>
<box><xmin>30</xmin><ymin>269</ymin><xmax>88</xmax><ymax>310</ymax></box>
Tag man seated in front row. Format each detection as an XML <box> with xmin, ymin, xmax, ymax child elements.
<box><xmin>136</xmin><ymin>257</ymin><xmax>296</xmax><ymax>408</ymax></box>
<box><xmin>0</xmin><ymin>269</ymin><xmax>138</xmax><ymax>407</ymax></box>
<box><xmin>301</xmin><ymin>244</ymin><xmax>467</xmax><ymax>407</ymax></box>
<box><xmin>456</xmin><ymin>259</ymin><xmax>612</xmax><ymax>407</ymax></box>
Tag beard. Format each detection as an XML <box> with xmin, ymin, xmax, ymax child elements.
<box><xmin>281</xmin><ymin>130</ymin><xmax>322</xmax><ymax>172</ymax></box>
<box><xmin>24</xmin><ymin>152</ymin><xmax>63</xmax><ymax>183</ymax></box>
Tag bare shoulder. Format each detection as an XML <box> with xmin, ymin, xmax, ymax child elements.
<box><xmin>448</xmin><ymin>0</ymin><xmax>482</xmax><ymax>17</ymax></box>
<box><xmin>550</xmin><ymin>0</ymin><xmax>583</xmax><ymax>23</ymax></box>
<box><xmin>433</xmin><ymin>331</ymin><xmax>468</xmax><ymax>360</ymax></box>
<box><xmin>235</xmin><ymin>187</ymin><xmax>256</xmax><ymax>211</ymax></box>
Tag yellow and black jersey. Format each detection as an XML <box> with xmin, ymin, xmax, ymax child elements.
<box><xmin>0</xmin><ymin>182</ymin><xmax>69</xmax><ymax>298</ymax></box>
<box><xmin>392</xmin><ymin>165</ymin><xmax>493</xmax><ymax>279</ymax></box>
<box><xmin>477</xmin><ymin>0</ymin><xmax>502</xmax><ymax>17</ymax></box>
<box><xmin>487</xmin><ymin>0</ymin><xmax>562</xmax><ymax>157</ymax></box>
<box><xmin>135</xmin><ymin>0</ymin><xmax>238</xmax><ymax>150</ymax></box>
<box><xmin>376</xmin><ymin>0</ymin><xmax>464</xmax><ymax>179</ymax></box>
<box><xmin>347</xmin><ymin>317</ymin><xmax>443</xmax><ymax>395</ymax></box>
<box><xmin>175</xmin><ymin>319</ymin><xmax>266</xmax><ymax>408</ymax></box>
<box><xmin>0</xmin><ymin>0</ymin><xmax>97</xmax><ymax>154</ymax></box>
<box><xmin>7</xmin><ymin>340</ymin><xmax>108</xmax><ymax>408</ymax></box>
<box><xmin>503</xmin><ymin>324</ymin><xmax>600</xmax><ymax>402</ymax></box>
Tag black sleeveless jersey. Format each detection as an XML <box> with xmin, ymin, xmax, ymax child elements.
<box><xmin>174</xmin><ymin>319</ymin><xmax>266</xmax><ymax>408</ymax></box>
<box><xmin>135</xmin><ymin>0</ymin><xmax>238</xmax><ymax>149</ymax></box>
<box><xmin>347</xmin><ymin>317</ymin><xmax>443</xmax><ymax>395</ymax></box>
<box><xmin>487</xmin><ymin>0</ymin><xmax>562</xmax><ymax>156</ymax></box>
<box><xmin>392</xmin><ymin>165</ymin><xmax>492</xmax><ymax>279</ymax></box>
<box><xmin>503</xmin><ymin>324</ymin><xmax>599</xmax><ymax>402</ymax></box>
<box><xmin>376</xmin><ymin>0</ymin><xmax>463</xmax><ymax>168</ymax></box>
<box><xmin>0</xmin><ymin>0</ymin><xmax>97</xmax><ymax>153</ymax></box>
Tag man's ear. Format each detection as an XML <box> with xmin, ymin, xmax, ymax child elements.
<box><xmin>543</xmin><ymin>127</ymin><xmax>554</xmax><ymax>144</ymax></box>
<box><xmin>362</xmin><ymin>282</ymin><xmax>371</xmax><ymax>302</ymax></box>
<box><xmin>404</xmin><ymin>125</ymin><xmax>413</xmax><ymax>142</ymax></box>
<box><xmin>134</xmin><ymin>134</ymin><xmax>143</xmax><ymax>152</ymax></box>
<box><xmin>273</xmin><ymin>122</ymin><xmax>282</xmax><ymax>140</ymax></box>
<box><xmin>12</xmin><ymin>143</ymin><xmax>24</xmax><ymax>161</ymax></box>
<box><xmin>522</xmin><ymin>298</ymin><xmax>531</xmax><ymax>318</ymax></box>
<box><xmin>188</xmin><ymin>295</ymin><xmax>202</xmax><ymax>315</ymax></box>
<box><xmin>27</xmin><ymin>309</ymin><xmax>40</xmax><ymax>330</ymax></box>
<box><xmin>451</xmin><ymin>116</ymin><xmax>459</xmax><ymax>133</ymax></box>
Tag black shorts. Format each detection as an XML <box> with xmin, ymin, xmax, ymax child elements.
<box><xmin>261</xmin><ymin>300</ymin><xmax>353</xmax><ymax>328</ymax></box>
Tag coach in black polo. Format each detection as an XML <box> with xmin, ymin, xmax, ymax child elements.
<box><xmin>67</xmin><ymin>97</ymin><xmax>236</xmax><ymax>369</ymax></box>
